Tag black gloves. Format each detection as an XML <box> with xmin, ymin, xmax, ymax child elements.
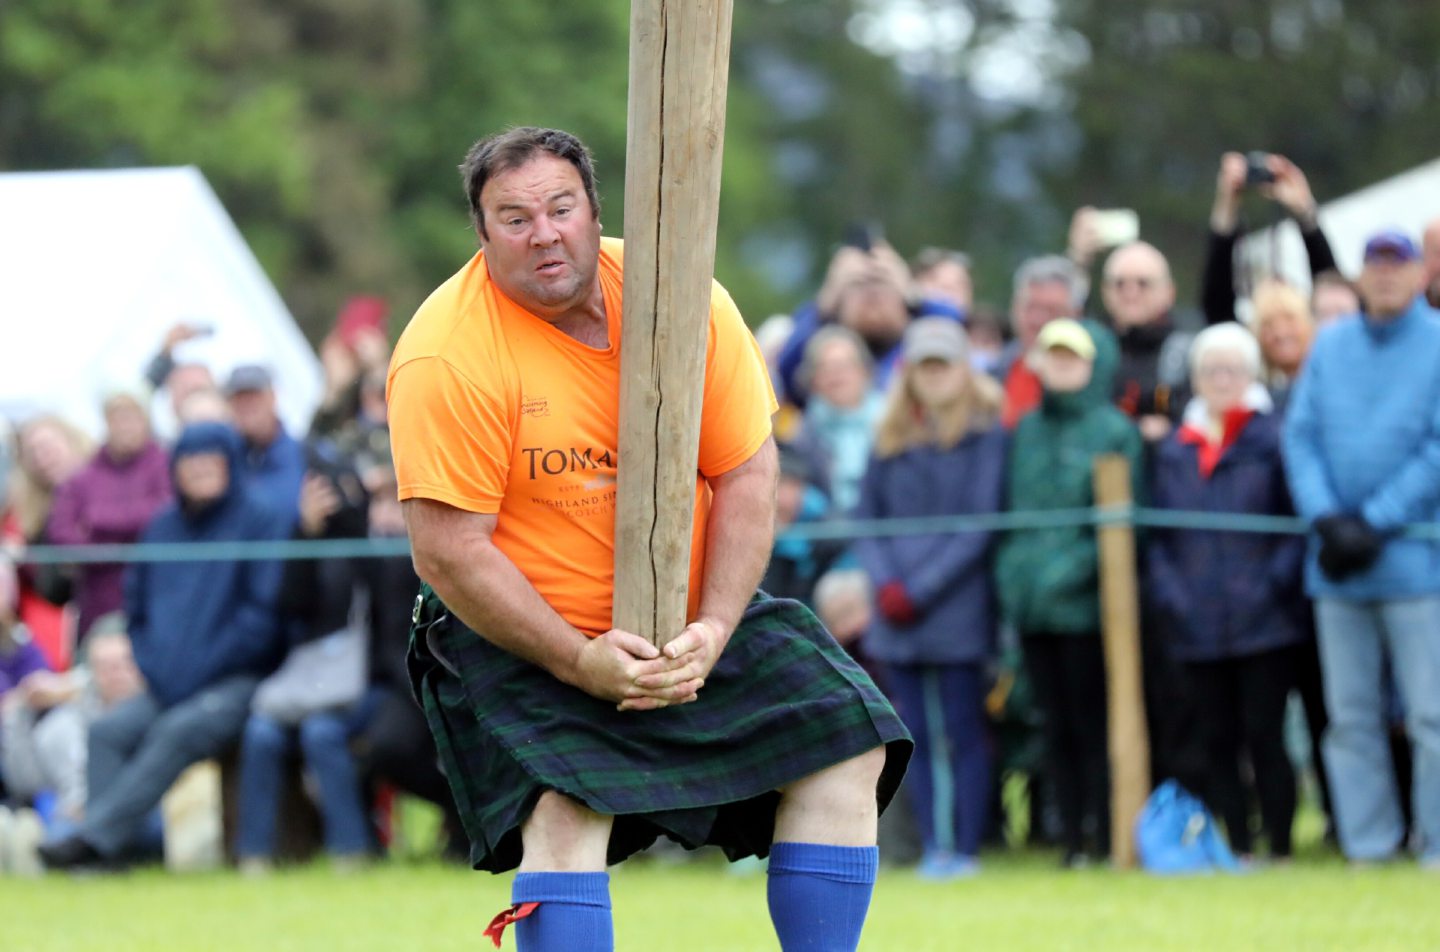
<box><xmin>1314</xmin><ymin>514</ymin><xmax>1385</xmax><ymax>580</ymax></box>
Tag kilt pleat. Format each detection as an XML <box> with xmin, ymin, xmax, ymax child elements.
<box><xmin>407</xmin><ymin>586</ymin><xmax>913</xmax><ymax>873</ymax></box>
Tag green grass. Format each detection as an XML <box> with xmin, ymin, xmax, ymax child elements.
<box><xmin>5</xmin><ymin>849</ymin><xmax>1439</xmax><ymax>951</ymax></box>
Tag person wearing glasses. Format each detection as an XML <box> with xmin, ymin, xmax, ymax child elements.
<box><xmin>1100</xmin><ymin>242</ymin><xmax>1193</xmax><ymax>444</ymax></box>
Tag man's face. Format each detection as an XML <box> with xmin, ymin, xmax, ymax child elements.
<box><xmin>1357</xmin><ymin>256</ymin><xmax>1424</xmax><ymax>319</ymax></box>
<box><xmin>478</xmin><ymin>154</ymin><xmax>602</xmax><ymax>320</ymax></box>
<box><xmin>175</xmin><ymin>452</ymin><xmax>229</xmax><ymax>506</ymax></box>
<box><xmin>228</xmin><ymin>388</ymin><xmax>278</xmax><ymax>445</ymax></box>
<box><xmin>1038</xmin><ymin>346</ymin><xmax>1094</xmax><ymax>393</ymax></box>
<box><xmin>916</xmin><ymin>260</ymin><xmax>972</xmax><ymax>313</ymax></box>
<box><xmin>837</xmin><ymin>279</ymin><xmax>909</xmax><ymax>350</ymax></box>
<box><xmin>166</xmin><ymin>364</ymin><xmax>215</xmax><ymax>418</ymax></box>
<box><xmin>1014</xmin><ymin>281</ymin><xmax>1075</xmax><ymax>349</ymax></box>
<box><xmin>1102</xmin><ymin>244</ymin><xmax>1175</xmax><ymax>329</ymax></box>
<box><xmin>104</xmin><ymin>399</ymin><xmax>150</xmax><ymax>459</ymax></box>
<box><xmin>90</xmin><ymin>636</ymin><xmax>143</xmax><ymax>706</ymax></box>
<box><xmin>1311</xmin><ymin>281</ymin><xmax>1358</xmax><ymax>327</ymax></box>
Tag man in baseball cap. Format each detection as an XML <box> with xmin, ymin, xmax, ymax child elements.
<box><xmin>1362</xmin><ymin>228</ymin><xmax>1419</xmax><ymax>265</ymax></box>
<box><xmin>1283</xmin><ymin>225</ymin><xmax>1440</xmax><ymax>868</ymax></box>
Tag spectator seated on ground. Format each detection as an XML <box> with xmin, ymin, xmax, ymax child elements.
<box><xmin>350</xmin><ymin>458</ymin><xmax>467</xmax><ymax>859</ymax></box>
<box><xmin>39</xmin><ymin>422</ymin><xmax>290</xmax><ymax>872</ymax></box>
<box><xmin>1</xmin><ymin>556</ymin><xmax>51</xmax><ymax>719</ymax></box>
<box><xmin>2</xmin><ymin>612</ymin><xmax>144</xmax><ymax>834</ymax></box>
<box><xmin>235</xmin><ymin>450</ymin><xmax>379</xmax><ymax>873</ymax></box>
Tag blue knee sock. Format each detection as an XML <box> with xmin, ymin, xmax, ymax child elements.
<box><xmin>504</xmin><ymin>872</ymin><xmax>612</xmax><ymax>952</ymax></box>
<box><xmin>767</xmin><ymin>842</ymin><xmax>878</xmax><ymax>951</ymax></box>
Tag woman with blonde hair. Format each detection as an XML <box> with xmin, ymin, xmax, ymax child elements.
<box><xmin>1249</xmin><ymin>278</ymin><xmax>1316</xmax><ymax>407</ymax></box>
<box><xmin>1</xmin><ymin>415</ymin><xmax>94</xmax><ymax>669</ymax></box>
<box><xmin>854</xmin><ymin>317</ymin><xmax>1008</xmax><ymax>878</ymax></box>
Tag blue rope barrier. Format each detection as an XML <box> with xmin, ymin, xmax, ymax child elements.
<box><xmin>10</xmin><ymin>507</ymin><xmax>1440</xmax><ymax>565</ymax></box>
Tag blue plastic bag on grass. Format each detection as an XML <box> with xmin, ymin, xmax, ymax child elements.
<box><xmin>1135</xmin><ymin>780</ymin><xmax>1241</xmax><ymax>874</ymax></box>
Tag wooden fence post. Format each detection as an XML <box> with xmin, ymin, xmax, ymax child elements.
<box><xmin>1094</xmin><ymin>454</ymin><xmax>1151</xmax><ymax>869</ymax></box>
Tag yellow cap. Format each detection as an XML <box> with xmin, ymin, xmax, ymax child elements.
<box><xmin>1035</xmin><ymin>318</ymin><xmax>1096</xmax><ymax>360</ymax></box>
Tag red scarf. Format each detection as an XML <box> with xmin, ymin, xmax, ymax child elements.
<box><xmin>1002</xmin><ymin>360</ymin><xmax>1043</xmax><ymax>429</ymax></box>
<box><xmin>1176</xmin><ymin>407</ymin><xmax>1255</xmax><ymax>479</ymax></box>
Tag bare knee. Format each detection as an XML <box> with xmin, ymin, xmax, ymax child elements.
<box><xmin>775</xmin><ymin>746</ymin><xmax>887</xmax><ymax>846</ymax></box>
<box><xmin>519</xmin><ymin>790</ymin><xmax>613</xmax><ymax>872</ymax></box>
<box><xmin>805</xmin><ymin>746</ymin><xmax>886</xmax><ymax>796</ymax></box>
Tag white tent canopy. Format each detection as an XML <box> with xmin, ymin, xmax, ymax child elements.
<box><xmin>0</xmin><ymin>166</ymin><xmax>322</xmax><ymax>440</ymax></box>
<box><xmin>1243</xmin><ymin>156</ymin><xmax>1440</xmax><ymax>293</ymax></box>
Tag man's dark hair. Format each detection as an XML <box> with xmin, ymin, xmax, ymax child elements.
<box><xmin>459</xmin><ymin>127</ymin><xmax>600</xmax><ymax>242</ymax></box>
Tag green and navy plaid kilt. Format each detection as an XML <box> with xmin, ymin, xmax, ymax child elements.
<box><xmin>407</xmin><ymin>585</ymin><xmax>913</xmax><ymax>873</ymax></box>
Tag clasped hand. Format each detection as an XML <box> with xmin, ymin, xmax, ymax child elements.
<box><xmin>572</xmin><ymin>619</ymin><xmax>726</xmax><ymax>712</ymax></box>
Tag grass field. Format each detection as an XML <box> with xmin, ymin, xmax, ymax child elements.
<box><xmin>5</xmin><ymin>848</ymin><xmax>1439</xmax><ymax>952</ymax></box>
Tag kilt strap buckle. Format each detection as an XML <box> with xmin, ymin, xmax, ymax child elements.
<box><xmin>484</xmin><ymin>902</ymin><xmax>540</xmax><ymax>948</ymax></box>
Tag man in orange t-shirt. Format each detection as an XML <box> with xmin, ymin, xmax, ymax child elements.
<box><xmin>388</xmin><ymin>128</ymin><xmax>908</xmax><ymax>952</ymax></box>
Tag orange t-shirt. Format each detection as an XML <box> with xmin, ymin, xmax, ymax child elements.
<box><xmin>387</xmin><ymin>237</ymin><xmax>777</xmax><ymax>637</ymax></box>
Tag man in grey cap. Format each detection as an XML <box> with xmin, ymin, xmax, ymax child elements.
<box><xmin>224</xmin><ymin>364</ymin><xmax>306</xmax><ymax>522</ymax></box>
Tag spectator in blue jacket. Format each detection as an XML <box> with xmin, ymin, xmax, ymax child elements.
<box><xmin>224</xmin><ymin>365</ymin><xmax>306</xmax><ymax>525</ymax></box>
<box><xmin>855</xmin><ymin>317</ymin><xmax>1007</xmax><ymax>879</ymax></box>
<box><xmin>1149</xmin><ymin>323</ymin><xmax>1307</xmax><ymax>860</ymax></box>
<box><xmin>39</xmin><ymin>422</ymin><xmax>290</xmax><ymax>871</ymax></box>
<box><xmin>1284</xmin><ymin>229</ymin><xmax>1440</xmax><ymax>869</ymax></box>
<box><xmin>777</xmin><ymin>241</ymin><xmax>962</xmax><ymax>406</ymax></box>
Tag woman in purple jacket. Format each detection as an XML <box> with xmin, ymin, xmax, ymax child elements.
<box><xmin>855</xmin><ymin>318</ymin><xmax>1007</xmax><ymax>879</ymax></box>
<box><xmin>1148</xmin><ymin>323</ymin><xmax>1307</xmax><ymax>861</ymax></box>
<box><xmin>47</xmin><ymin>388</ymin><xmax>172</xmax><ymax>644</ymax></box>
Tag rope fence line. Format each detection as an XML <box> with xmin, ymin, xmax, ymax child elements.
<box><xmin>10</xmin><ymin>506</ymin><xmax>1440</xmax><ymax>565</ymax></box>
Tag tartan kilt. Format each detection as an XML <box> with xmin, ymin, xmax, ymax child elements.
<box><xmin>406</xmin><ymin>584</ymin><xmax>913</xmax><ymax>873</ymax></box>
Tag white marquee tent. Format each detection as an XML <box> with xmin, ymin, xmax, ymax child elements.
<box><xmin>0</xmin><ymin>166</ymin><xmax>322</xmax><ymax>440</ymax></box>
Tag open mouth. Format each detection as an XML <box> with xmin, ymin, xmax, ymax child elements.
<box><xmin>537</xmin><ymin>259</ymin><xmax>566</xmax><ymax>275</ymax></box>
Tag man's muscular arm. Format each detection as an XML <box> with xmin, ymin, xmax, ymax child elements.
<box><xmin>404</xmin><ymin>499</ymin><xmax>702</xmax><ymax>708</ymax></box>
<box><xmin>695</xmin><ymin>435</ymin><xmax>779</xmax><ymax>638</ymax></box>
<box><xmin>630</xmin><ymin>436</ymin><xmax>779</xmax><ymax>706</ymax></box>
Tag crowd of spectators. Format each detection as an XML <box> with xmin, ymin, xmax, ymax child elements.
<box><xmin>761</xmin><ymin>152</ymin><xmax>1440</xmax><ymax>877</ymax></box>
<box><xmin>2</xmin><ymin>151</ymin><xmax>1440</xmax><ymax>881</ymax></box>
<box><xmin>0</xmin><ymin>298</ymin><xmax>464</xmax><ymax>874</ymax></box>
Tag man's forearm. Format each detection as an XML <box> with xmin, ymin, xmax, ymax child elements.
<box><xmin>696</xmin><ymin>441</ymin><xmax>778</xmax><ymax>640</ymax></box>
<box><xmin>413</xmin><ymin>526</ymin><xmax>589</xmax><ymax>686</ymax></box>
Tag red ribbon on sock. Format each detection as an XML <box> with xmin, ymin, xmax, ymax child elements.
<box><xmin>484</xmin><ymin>902</ymin><xmax>540</xmax><ymax>948</ymax></box>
